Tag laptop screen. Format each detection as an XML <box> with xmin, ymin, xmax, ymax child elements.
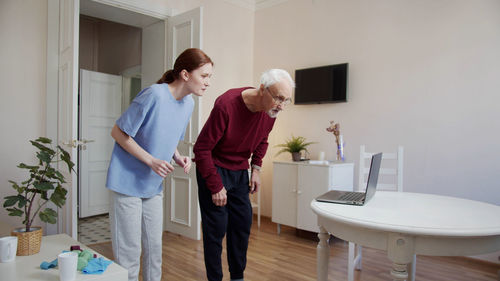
<box><xmin>364</xmin><ymin>152</ymin><xmax>382</xmax><ymax>203</ymax></box>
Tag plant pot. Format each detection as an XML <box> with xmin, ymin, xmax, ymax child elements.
<box><xmin>11</xmin><ymin>226</ymin><xmax>43</xmax><ymax>256</ymax></box>
<box><xmin>291</xmin><ymin>152</ymin><xmax>301</xmax><ymax>162</ymax></box>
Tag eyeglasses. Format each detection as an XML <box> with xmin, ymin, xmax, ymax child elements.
<box><xmin>266</xmin><ymin>88</ymin><xmax>292</xmax><ymax>106</ymax></box>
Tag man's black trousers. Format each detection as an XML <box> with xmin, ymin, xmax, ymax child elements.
<box><xmin>197</xmin><ymin>166</ymin><xmax>252</xmax><ymax>281</ymax></box>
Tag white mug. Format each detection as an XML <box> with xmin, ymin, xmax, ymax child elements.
<box><xmin>58</xmin><ymin>252</ymin><xmax>78</xmax><ymax>281</ymax></box>
<box><xmin>0</xmin><ymin>236</ymin><xmax>18</xmax><ymax>263</ymax></box>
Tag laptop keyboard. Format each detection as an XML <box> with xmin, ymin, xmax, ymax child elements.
<box><xmin>338</xmin><ymin>192</ymin><xmax>364</xmax><ymax>201</ymax></box>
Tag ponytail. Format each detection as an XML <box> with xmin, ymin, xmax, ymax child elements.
<box><xmin>156</xmin><ymin>48</ymin><xmax>213</xmax><ymax>84</ymax></box>
<box><xmin>156</xmin><ymin>70</ymin><xmax>176</xmax><ymax>84</ymax></box>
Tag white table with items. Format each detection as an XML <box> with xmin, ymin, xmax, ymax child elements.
<box><xmin>311</xmin><ymin>191</ymin><xmax>500</xmax><ymax>281</ymax></box>
<box><xmin>0</xmin><ymin>233</ymin><xmax>127</xmax><ymax>281</ymax></box>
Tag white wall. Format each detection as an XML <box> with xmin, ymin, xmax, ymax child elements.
<box><xmin>255</xmin><ymin>1</ymin><xmax>500</xmax><ymax>264</ymax></box>
<box><xmin>254</xmin><ymin>0</ymin><xmax>500</xmax><ymax>218</ymax></box>
<box><xmin>0</xmin><ymin>0</ymin><xmax>48</xmax><ymax>228</ymax></box>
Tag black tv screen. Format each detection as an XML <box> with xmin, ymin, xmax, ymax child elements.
<box><xmin>294</xmin><ymin>63</ymin><xmax>348</xmax><ymax>104</ymax></box>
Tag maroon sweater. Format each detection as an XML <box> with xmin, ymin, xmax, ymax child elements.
<box><xmin>193</xmin><ymin>87</ymin><xmax>276</xmax><ymax>194</ymax></box>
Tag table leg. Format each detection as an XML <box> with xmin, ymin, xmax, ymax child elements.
<box><xmin>387</xmin><ymin>233</ymin><xmax>415</xmax><ymax>281</ymax></box>
<box><xmin>391</xmin><ymin>262</ymin><xmax>408</xmax><ymax>281</ymax></box>
<box><xmin>317</xmin><ymin>226</ymin><xmax>330</xmax><ymax>281</ymax></box>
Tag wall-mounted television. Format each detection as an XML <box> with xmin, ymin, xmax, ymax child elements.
<box><xmin>294</xmin><ymin>63</ymin><xmax>348</xmax><ymax>104</ymax></box>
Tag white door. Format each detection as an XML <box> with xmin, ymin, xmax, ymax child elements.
<box><xmin>79</xmin><ymin>70</ymin><xmax>122</xmax><ymax>218</ymax></box>
<box><xmin>163</xmin><ymin>7</ymin><xmax>203</xmax><ymax>240</ymax></box>
<box><xmin>58</xmin><ymin>0</ymin><xmax>79</xmax><ymax>238</ymax></box>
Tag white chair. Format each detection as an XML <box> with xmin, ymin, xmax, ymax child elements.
<box><xmin>347</xmin><ymin>145</ymin><xmax>416</xmax><ymax>281</ymax></box>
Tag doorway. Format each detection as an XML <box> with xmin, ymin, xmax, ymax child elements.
<box><xmin>77</xmin><ymin>2</ymin><xmax>159</xmax><ymax>244</ymax></box>
<box><xmin>48</xmin><ymin>0</ymin><xmax>203</xmax><ymax>242</ymax></box>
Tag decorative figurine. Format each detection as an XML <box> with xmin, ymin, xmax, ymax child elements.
<box><xmin>326</xmin><ymin>121</ymin><xmax>344</xmax><ymax>161</ymax></box>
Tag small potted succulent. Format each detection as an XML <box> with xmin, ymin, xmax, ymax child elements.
<box><xmin>3</xmin><ymin>137</ymin><xmax>74</xmax><ymax>255</ymax></box>
<box><xmin>275</xmin><ymin>135</ymin><xmax>316</xmax><ymax>161</ymax></box>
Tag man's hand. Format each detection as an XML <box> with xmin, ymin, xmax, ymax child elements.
<box><xmin>174</xmin><ymin>155</ymin><xmax>192</xmax><ymax>174</ymax></box>
<box><xmin>212</xmin><ymin>187</ymin><xmax>227</xmax><ymax>206</ymax></box>
<box><xmin>250</xmin><ymin>169</ymin><xmax>260</xmax><ymax>194</ymax></box>
<box><xmin>149</xmin><ymin>158</ymin><xmax>175</xmax><ymax>178</ymax></box>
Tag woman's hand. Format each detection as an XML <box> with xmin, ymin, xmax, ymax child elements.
<box><xmin>150</xmin><ymin>158</ymin><xmax>175</xmax><ymax>178</ymax></box>
<box><xmin>174</xmin><ymin>154</ymin><xmax>192</xmax><ymax>174</ymax></box>
<box><xmin>111</xmin><ymin>124</ymin><xmax>173</xmax><ymax>177</ymax></box>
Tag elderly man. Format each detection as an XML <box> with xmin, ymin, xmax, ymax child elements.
<box><xmin>193</xmin><ymin>69</ymin><xmax>294</xmax><ymax>281</ymax></box>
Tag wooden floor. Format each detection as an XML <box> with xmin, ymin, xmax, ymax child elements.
<box><xmin>88</xmin><ymin>216</ymin><xmax>499</xmax><ymax>281</ymax></box>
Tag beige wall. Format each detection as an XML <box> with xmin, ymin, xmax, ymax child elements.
<box><xmin>0</xmin><ymin>0</ymin><xmax>48</xmax><ymax>228</ymax></box>
<box><xmin>201</xmin><ymin>1</ymin><xmax>255</xmax><ymax>121</ymax></box>
<box><xmin>80</xmin><ymin>15</ymin><xmax>142</xmax><ymax>75</ymax></box>
<box><xmin>254</xmin><ymin>0</ymin><xmax>500</xmax><ymax>219</ymax></box>
<box><xmin>97</xmin><ymin>17</ymin><xmax>142</xmax><ymax>75</ymax></box>
<box><xmin>166</xmin><ymin>0</ymin><xmax>255</xmax><ymax>121</ymax></box>
<box><xmin>80</xmin><ymin>15</ymin><xmax>99</xmax><ymax>71</ymax></box>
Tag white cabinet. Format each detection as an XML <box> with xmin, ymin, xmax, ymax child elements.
<box><xmin>272</xmin><ymin>161</ymin><xmax>354</xmax><ymax>233</ymax></box>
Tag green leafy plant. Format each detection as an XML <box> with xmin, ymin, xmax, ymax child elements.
<box><xmin>3</xmin><ymin>137</ymin><xmax>75</xmax><ymax>232</ymax></box>
<box><xmin>275</xmin><ymin>135</ymin><xmax>316</xmax><ymax>156</ymax></box>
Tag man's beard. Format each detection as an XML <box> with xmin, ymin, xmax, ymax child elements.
<box><xmin>266</xmin><ymin>108</ymin><xmax>279</xmax><ymax>118</ymax></box>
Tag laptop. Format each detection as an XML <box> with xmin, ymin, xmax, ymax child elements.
<box><xmin>315</xmin><ymin>152</ymin><xmax>382</xmax><ymax>206</ymax></box>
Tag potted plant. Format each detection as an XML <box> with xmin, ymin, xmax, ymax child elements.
<box><xmin>275</xmin><ymin>135</ymin><xmax>316</xmax><ymax>161</ymax></box>
<box><xmin>3</xmin><ymin>137</ymin><xmax>74</xmax><ymax>255</ymax></box>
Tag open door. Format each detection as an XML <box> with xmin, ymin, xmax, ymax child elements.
<box><xmin>79</xmin><ymin>70</ymin><xmax>122</xmax><ymax>218</ymax></box>
<box><xmin>48</xmin><ymin>0</ymin><xmax>203</xmax><ymax>240</ymax></box>
<box><xmin>57</xmin><ymin>0</ymin><xmax>79</xmax><ymax>238</ymax></box>
<box><xmin>163</xmin><ymin>7</ymin><xmax>203</xmax><ymax>240</ymax></box>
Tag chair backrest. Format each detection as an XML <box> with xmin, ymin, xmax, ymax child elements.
<box><xmin>358</xmin><ymin>145</ymin><xmax>403</xmax><ymax>192</ymax></box>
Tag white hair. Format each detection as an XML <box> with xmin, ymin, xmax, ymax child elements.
<box><xmin>260</xmin><ymin>69</ymin><xmax>295</xmax><ymax>88</ymax></box>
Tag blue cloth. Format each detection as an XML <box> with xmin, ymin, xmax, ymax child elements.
<box><xmin>40</xmin><ymin>258</ymin><xmax>58</xmax><ymax>270</ymax></box>
<box><xmin>82</xmin><ymin>257</ymin><xmax>113</xmax><ymax>274</ymax></box>
<box><xmin>106</xmin><ymin>84</ymin><xmax>194</xmax><ymax>198</ymax></box>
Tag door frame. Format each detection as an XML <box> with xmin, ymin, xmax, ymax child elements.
<box><xmin>46</xmin><ymin>0</ymin><xmax>81</xmax><ymax>237</ymax></box>
<box><xmin>46</xmin><ymin>0</ymin><xmax>174</xmax><ymax>237</ymax></box>
<box><xmin>46</xmin><ymin>0</ymin><xmax>60</xmax><ymax>236</ymax></box>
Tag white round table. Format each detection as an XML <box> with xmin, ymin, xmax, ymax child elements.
<box><xmin>311</xmin><ymin>191</ymin><xmax>500</xmax><ymax>281</ymax></box>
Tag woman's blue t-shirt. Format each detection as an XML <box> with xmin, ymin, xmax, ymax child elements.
<box><xmin>106</xmin><ymin>83</ymin><xmax>194</xmax><ymax>198</ymax></box>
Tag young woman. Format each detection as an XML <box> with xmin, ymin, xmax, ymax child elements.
<box><xmin>106</xmin><ymin>48</ymin><xmax>213</xmax><ymax>281</ymax></box>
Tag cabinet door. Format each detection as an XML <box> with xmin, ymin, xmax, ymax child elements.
<box><xmin>272</xmin><ymin>163</ymin><xmax>297</xmax><ymax>227</ymax></box>
<box><xmin>297</xmin><ymin>165</ymin><xmax>330</xmax><ymax>232</ymax></box>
